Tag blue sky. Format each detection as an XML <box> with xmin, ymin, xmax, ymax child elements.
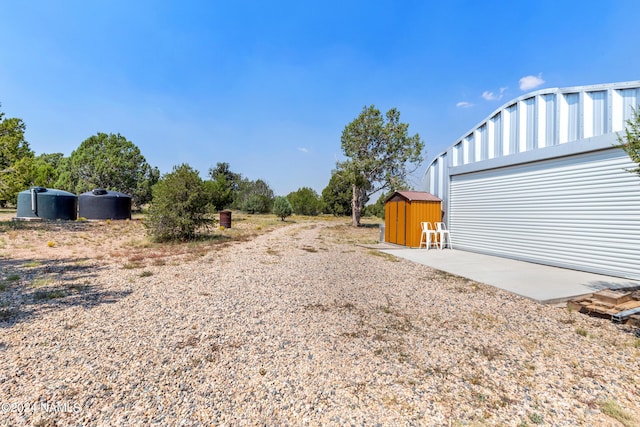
<box><xmin>2</xmin><ymin>1</ymin><xmax>640</xmax><ymax>197</ymax></box>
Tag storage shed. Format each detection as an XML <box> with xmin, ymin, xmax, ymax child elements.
<box><xmin>384</xmin><ymin>191</ymin><xmax>442</xmax><ymax>247</ymax></box>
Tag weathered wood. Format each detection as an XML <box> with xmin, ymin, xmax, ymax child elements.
<box><xmin>568</xmin><ymin>289</ymin><xmax>640</xmax><ymax>327</ymax></box>
<box><xmin>567</xmin><ymin>300</ymin><xmax>588</xmax><ymax>312</ymax></box>
<box><xmin>614</xmin><ymin>300</ymin><xmax>640</xmax><ymax>311</ymax></box>
<box><xmin>592</xmin><ymin>289</ymin><xmax>633</xmax><ymax>305</ymax></box>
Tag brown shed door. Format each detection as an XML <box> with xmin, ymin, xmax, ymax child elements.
<box><xmin>386</xmin><ymin>200</ymin><xmax>407</xmax><ymax>245</ymax></box>
<box><xmin>397</xmin><ymin>202</ymin><xmax>406</xmax><ymax>245</ymax></box>
<box><xmin>386</xmin><ymin>202</ymin><xmax>397</xmax><ymax>244</ymax></box>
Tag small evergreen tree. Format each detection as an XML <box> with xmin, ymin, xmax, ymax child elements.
<box><xmin>272</xmin><ymin>196</ymin><xmax>293</xmax><ymax>221</ymax></box>
<box><xmin>618</xmin><ymin>107</ymin><xmax>640</xmax><ymax>177</ymax></box>
<box><xmin>146</xmin><ymin>164</ymin><xmax>211</xmax><ymax>242</ymax></box>
<box><xmin>339</xmin><ymin>105</ymin><xmax>424</xmax><ymax>226</ymax></box>
<box><xmin>366</xmin><ymin>191</ymin><xmax>390</xmax><ymax>219</ymax></box>
<box><xmin>55</xmin><ymin>132</ymin><xmax>159</xmax><ymax>208</ymax></box>
<box><xmin>321</xmin><ymin>172</ymin><xmax>354</xmax><ymax>216</ymax></box>
<box><xmin>287</xmin><ymin>187</ymin><xmax>322</xmax><ymax>216</ymax></box>
<box><xmin>207</xmin><ymin>162</ymin><xmax>240</xmax><ymax>210</ymax></box>
<box><xmin>234</xmin><ymin>178</ymin><xmax>274</xmax><ymax>213</ymax></box>
<box><xmin>0</xmin><ymin>107</ymin><xmax>33</xmax><ymax>205</ymax></box>
<box><xmin>31</xmin><ymin>153</ymin><xmax>65</xmax><ymax>188</ymax></box>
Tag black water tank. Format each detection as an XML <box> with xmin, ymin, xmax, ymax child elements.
<box><xmin>78</xmin><ymin>188</ymin><xmax>132</xmax><ymax>220</ymax></box>
<box><xmin>16</xmin><ymin>187</ymin><xmax>78</xmax><ymax>220</ymax></box>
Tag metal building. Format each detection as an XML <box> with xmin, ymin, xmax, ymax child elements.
<box><xmin>424</xmin><ymin>81</ymin><xmax>640</xmax><ymax>280</ymax></box>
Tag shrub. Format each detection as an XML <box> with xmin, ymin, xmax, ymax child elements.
<box><xmin>273</xmin><ymin>196</ymin><xmax>293</xmax><ymax>221</ymax></box>
<box><xmin>145</xmin><ymin>164</ymin><xmax>212</xmax><ymax>242</ymax></box>
<box><xmin>287</xmin><ymin>187</ymin><xmax>322</xmax><ymax>216</ymax></box>
<box><xmin>241</xmin><ymin>194</ymin><xmax>272</xmax><ymax>214</ymax></box>
<box><xmin>233</xmin><ymin>178</ymin><xmax>274</xmax><ymax>213</ymax></box>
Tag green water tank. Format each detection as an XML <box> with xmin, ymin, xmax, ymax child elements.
<box><xmin>16</xmin><ymin>187</ymin><xmax>78</xmax><ymax>220</ymax></box>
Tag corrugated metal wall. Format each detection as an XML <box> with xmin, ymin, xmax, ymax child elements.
<box><xmin>385</xmin><ymin>198</ymin><xmax>442</xmax><ymax>247</ymax></box>
<box><xmin>385</xmin><ymin>201</ymin><xmax>403</xmax><ymax>245</ymax></box>
<box><xmin>406</xmin><ymin>201</ymin><xmax>442</xmax><ymax>247</ymax></box>
<box><xmin>449</xmin><ymin>148</ymin><xmax>640</xmax><ymax>280</ymax></box>
<box><xmin>423</xmin><ymin>81</ymin><xmax>640</xmax><ymax>279</ymax></box>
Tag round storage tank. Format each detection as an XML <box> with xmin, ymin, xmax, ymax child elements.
<box><xmin>78</xmin><ymin>188</ymin><xmax>132</xmax><ymax>220</ymax></box>
<box><xmin>16</xmin><ymin>187</ymin><xmax>78</xmax><ymax>220</ymax></box>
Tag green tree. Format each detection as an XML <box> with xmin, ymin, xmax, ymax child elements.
<box><xmin>366</xmin><ymin>191</ymin><xmax>390</xmax><ymax>219</ymax></box>
<box><xmin>55</xmin><ymin>132</ymin><xmax>159</xmax><ymax>208</ymax></box>
<box><xmin>0</xmin><ymin>107</ymin><xmax>34</xmax><ymax>205</ymax></box>
<box><xmin>208</xmin><ymin>162</ymin><xmax>242</xmax><ymax>191</ymax></box>
<box><xmin>233</xmin><ymin>178</ymin><xmax>274</xmax><ymax>213</ymax></box>
<box><xmin>338</xmin><ymin>105</ymin><xmax>424</xmax><ymax>226</ymax></box>
<box><xmin>618</xmin><ymin>107</ymin><xmax>640</xmax><ymax>177</ymax></box>
<box><xmin>321</xmin><ymin>171</ymin><xmax>355</xmax><ymax>216</ymax></box>
<box><xmin>287</xmin><ymin>187</ymin><xmax>322</xmax><ymax>216</ymax></box>
<box><xmin>366</xmin><ymin>180</ymin><xmax>412</xmax><ymax>219</ymax></box>
<box><xmin>31</xmin><ymin>153</ymin><xmax>65</xmax><ymax>188</ymax></box>
<box><xmin>206</xmin><ymin>162</ymin><xmax>241</xmax><ymax>211</ymax></box>
<box><xmin>272</xmin><ymin>196</ymin><xmax>293</xmax><ymax>221</ymax></box>
<box><xmin>145</xmin><ymin>164</ymin><xmax>211</xmax><ymax>241</ymax></box>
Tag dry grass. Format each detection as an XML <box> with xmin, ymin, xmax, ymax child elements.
<box><xmin>597</xmin><ymin>399</ymin><xmax>637</xmax><ymax>427</ymax></box>
<box><xmin>0</xmin><ymin>211</ymin><xmax>384</xmax><ymax>278</ymax></box>
<box><xmin>0</xmin><ymin>211</ymin><xmax>325</xmax><ymax>265</ymax></box>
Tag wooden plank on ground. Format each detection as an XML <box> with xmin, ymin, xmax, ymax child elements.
<box><xmin>614</xmin><ymin>300</ymin><xmax>640</xmax><ymax>311</ymax></box>
<box><xmin>568</xmin><ymin>289</ymin><xmax>640</xmax><ymax>328</ymax></box>
<box><xmin>592</xmin><ymin>289</ymin><xmax>633</xmax><ymax>305</ymax></box>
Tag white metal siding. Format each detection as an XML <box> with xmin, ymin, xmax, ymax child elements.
<box><xmin>449</xmin><ymin>148</ymin><xmax>640</xmax><ymax>280</ymax></box>
<box><xmin>491</xmin><ymin>114</ymin><xmax>502</xmax><ymax>158</ymax></box>
<box><xmin>543</xmin><ymin>94</ymin><xmax>556</xmax><ymax>146</ymax></box>
<box><xmin>523</xmin><ymin>98</ymin><xmax>536</xmax><ymax>151</ymax></box>
<box><xmin>508</xmin><ymin>104</ymin><xmax>518</xmax><ymax>155</ymax></box>
<box><xmin>590</xmin><ymin>91</ymin><xmax>607</xmax><ymax>137</ymax></box>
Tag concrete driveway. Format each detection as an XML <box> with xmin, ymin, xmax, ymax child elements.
<box><xmin>377</xmin><ymin>247</ymin><xmax>640</xmax><ymax>304</ymax></box>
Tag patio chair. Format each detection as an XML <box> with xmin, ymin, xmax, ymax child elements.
<box><xmin>419</xmin><ymin>222</ymin><xmax>436</xmax><ymax>249</ymax></box>
<box><xmin>435</xmin><ymin>222</ymin><xmax>452</xmax><ymax>249</ymax></box>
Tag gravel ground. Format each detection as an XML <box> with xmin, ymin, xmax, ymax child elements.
<box><xmin>1</xmin><ymin>220</ymin><xmax>639</xmax><ymax>426</ymax></box>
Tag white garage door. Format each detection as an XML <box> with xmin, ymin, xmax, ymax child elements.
<box><xmin>449</xmin><ymin>148</ymin><xmax>640</xmax><ymax>280</ymax></box>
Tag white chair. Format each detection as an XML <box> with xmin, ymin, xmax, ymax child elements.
<box><xmin>435</xmin><ymin>222</ymin><xmax>452</xmax><ymax>249</ymax></box>
<box><xmin>419</xmin><ymin>222</ymin><xmax>436</xmax><ymax>249</ymax></box>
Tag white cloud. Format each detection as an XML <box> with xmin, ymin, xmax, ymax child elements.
<box><xmin>482</xmin><ymin>91</ymin><xmax>498</xmax><ymax>101</ymax></box>
<box><xmin>482</xmin><ymin>87</ymin><xmax>508</xmax><ymax>101</ymax></box>
<box><xmin>456</xmin><ymin>101</ymin><xmax>473</xmax><ymax>108</ymax></box>
<box><xmin>519</xmin><ymin>74</ymin><xmax>545</xmax><ymax>91</ymax></box>
<box><xmin>297</xmin><ymin>147</ymin><xmax>309</xmax><ymax>153</ymax></box>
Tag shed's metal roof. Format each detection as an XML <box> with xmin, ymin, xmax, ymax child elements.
<box><xmin>387</xmin><ymin>191</ymin><xmax>441</xmax><ymax>203</ymax></box>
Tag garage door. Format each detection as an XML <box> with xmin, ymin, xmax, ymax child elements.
<box><xmin>449</xmin><ymin>148</ymin><xmax>640</xmax><ymax>280</ymax></box>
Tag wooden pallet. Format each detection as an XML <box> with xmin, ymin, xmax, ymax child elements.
<box><xmin>568</xmin><ymin>289</ymin><xmax>640</xmax><ymax>324</ymax></box>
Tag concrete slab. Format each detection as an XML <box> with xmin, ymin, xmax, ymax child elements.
<box><xmin>378</xmin><ymin>248</ymin><xmax>640</xmax><ymax>304</ymax></box>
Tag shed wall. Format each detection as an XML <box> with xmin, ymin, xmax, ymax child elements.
<box><xmin>385</xmin><ymin>199</ymin><xmax>442</xmax><ymax>247</ymax></box>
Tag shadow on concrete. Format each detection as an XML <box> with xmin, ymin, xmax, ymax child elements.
<box><xmin>583</xmin><ymin>280</ymin><xmax>640</xmax><ymax>292</ymax></box>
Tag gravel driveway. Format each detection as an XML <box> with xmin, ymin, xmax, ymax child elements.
<box><xmin>1</xmin><ymin>221</ymin><xmax>639</xmax><ymax>426</ymax></box>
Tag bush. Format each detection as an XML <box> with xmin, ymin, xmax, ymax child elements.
<box><xmin>241</xmin><ymin>194</ymin><xmax>272</xmax><ymax>214</ymax></box>
<box><xmin>273</xmin><ymin>196</ymin><xmax>293</xmax><ymax>221</ymax></box>
<box><xmin>145</xmin><ymin>164</ymin><xmax>211</xmax><ymax>242</ymax></box>
<box><xmin>287</xmin><ymin>187</ymin><xmax>322</xmax><ymax>216</ymax></box>
<box><xmin>233</xmin><ymin>179</ymin><xmax>274</xmax><ymax>213</ymax></box>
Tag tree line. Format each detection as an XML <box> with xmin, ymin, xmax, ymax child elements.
<box><xmin>1</xmin><ymin>102</ymin><xmax>434</xmax><ymax>239</ymax></box>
